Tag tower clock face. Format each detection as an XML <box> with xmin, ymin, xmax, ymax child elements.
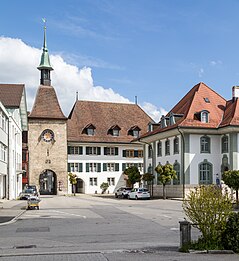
<box><xmin>41</xmin><ymin>129</ymin><xmax>54</xmax><ymax>142</ymax></box>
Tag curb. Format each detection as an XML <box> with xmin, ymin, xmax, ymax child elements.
<box><xmin>0</xmin><ymin>209</ymin><xmax>26</xmax><ymax>226</ymax></box>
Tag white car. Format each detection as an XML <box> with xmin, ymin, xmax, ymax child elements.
<box><xmin>128</xmin><ymin>188</ymin><xmax>150</xmax><ymax>200</ymax></box>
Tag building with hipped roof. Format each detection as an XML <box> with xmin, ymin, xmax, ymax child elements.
<box><xmin>136</xmin><ymin>82</ymin><xmax>239</xmax><ymax>198</ymax></box>
<box><xmin>0</xmin><ymin>84</ymin><xmax>28</xmax><ymax>199</ymax></box>
<box><xmin>67</xmin><ymin>100</ymin><xmax>154</xmax><ymax>194</ymax></box>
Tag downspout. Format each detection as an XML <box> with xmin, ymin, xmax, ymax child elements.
<box><xmin>7</xmin><ymin>117</ymin><xmax>10</xmax><ymax>199</ymax></box>
<box><xmin>177</xmin><ymin>127</ymin><xmax>185</xmax><ymax>199</ymax></box>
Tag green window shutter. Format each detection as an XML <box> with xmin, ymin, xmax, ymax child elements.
<box><xmin>86</xmin><ymin>163</ymin><xmax>89</xmax><ymax>172</ymax></box>
<box><xmin>97</xmin><ymin>163</ymin><xmax>101</xmax><ymax>172</ymax></box>
<box><xmin>122</xmin><ymin>163</ymin><xmax>126</xmax><ymax>171</ymax></box>
<box><xmin>97</xmin><ymin>147</ymin><xmax>101</xmax><ymax>155</ymax></box>
<box><xmin>103</xmin><ymin>163</ymin><xmax>107</xmax><ymax>171</ymax></box>
<box><xmin>104</xmin><ymin>147</ymin><xmax>107</xmax><ymax>155</ymax></box>
<box><xmin>79</xmin><ymin>147</ymin><xmax>83</xmax><ymax>155</ymax></box>
<box><xmin>86</xmin><ymin>147</ymin><xmax>90</xmax><ymax>155</ymax></box>
<box><xmin>115</xmin><ymin>147</ymin><xmax>119</xmax><ymax>155</ymax></box>
<box><xmin>115</xmin><ymin>163</ymin><xmax>119</xmax><ymax>171</ymax></box>
<box><xmin>67</xmin><ymin>146</ymin><xmax>71</xmax><ymax>154</ymax></box>
<box><xmin>123</xmin><ymin>150</ymin><xmax>126</xmax><ymax>157</ymax></box>
<box><xmin>79</xmin><ymin>163</ymin><xmax>83</xmax><ymax>172</ymax></box>
<box><xmin>67</xmin><ymin>163</ymin><xmax>71</xmax><ymax>172</ymax></box>
<box><xmin>134</xmin><ymin>150</ymin><xmax>138</xmax><ymax>157</ymax></box>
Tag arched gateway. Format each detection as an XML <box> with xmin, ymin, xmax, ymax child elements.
<box><xmin>39</xmin><ymin>170</ymin><xmax>57</xmax><ymax>195</ymax></box>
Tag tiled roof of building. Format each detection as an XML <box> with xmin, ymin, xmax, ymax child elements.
<box><xmin>139</xmin><ymin>82</ymin><xmax>228</xmax><ymax>139</ymax></box>
<box><xmin>0</xmin><ymin>84</ymin><xmax>24</xmax><ymax>107</ymax></box>
<box><xmin>67</xmin><ymin>100</ymin><xmax>154</xmax><ymax>143</ymax></box>
<box><xmin>28</xmin><ymin>85</ymin><xmax>66</xmax><ymax>120</ymax></box>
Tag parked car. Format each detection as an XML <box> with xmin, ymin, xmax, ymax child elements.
<box><xmin>18</xmin><ymin>189</ymin><xmax>37</xmax><ymax>200</ymax></box>
<box><xmin>115</xmin><ymin>187</ymin><xmax>132</xmax><ymax>198</ymax></box>
<box><xmin>128</xmin><ymin>188</ymin><xmax>150</xmax><ymax>200</ymax></box>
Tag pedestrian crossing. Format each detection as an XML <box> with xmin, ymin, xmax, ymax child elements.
<box><xmin>20</xmin><ymin>209</ymin><xmax>87</xmax><ymax>220</ymax></box>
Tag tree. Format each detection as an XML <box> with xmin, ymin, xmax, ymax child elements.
<box><xmin>100</xmin><ymin>182</ymin><xmax>109</xmax><ymax>194</ymax></box>
<box><xmin>124</xmin><ymin>166</ymin><xmax>141</xmax><ymax>187</ymax></box>
<box><xmin>155</xmin><ymin>163</ymin><xmax>177</xmax><ymax>199</ymax></box>
<box><xmin>142</xmin><ymin>172</ymin><xmax>154</xmax><ymax>195</ymax></box>
<box><xmin>183</xmin><ymin>185</ymin><xmax>232</xmax><ymax>247</ymax></box>
<box><xmin>222</xmin><ymin>170</ymin><xmax>239</xmax><ymax>208</ymax></box>
<box><xmin>68</xmin><ymin>172</ymin><xmax>77</xmax><ymax>196</ymax></box>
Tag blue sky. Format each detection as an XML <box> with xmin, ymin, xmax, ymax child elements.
<box><xmin>1</xmin><ymin>0</ymin><xmax>239</xmax><ymax>121</ymax></box>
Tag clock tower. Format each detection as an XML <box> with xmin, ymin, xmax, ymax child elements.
<box><xmin>28</xmin><ymin>23</ymin><xmax>68</xmax><ymax>195</ymax></box>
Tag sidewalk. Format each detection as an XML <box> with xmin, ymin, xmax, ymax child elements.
<box><xmin>0</xmin><ymin>199</ymin><xmax>26</xmax><ymax>225</ymax></box>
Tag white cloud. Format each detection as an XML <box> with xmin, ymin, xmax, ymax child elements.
<box><xmin>0</xmin><ymin>36</ymin><xmax>164</xmax><ymax>121</ymax></box>
<box><xmin>210</xmin><ymin>60</ymin><xmax>222</xmax><ymax>66</ymax></box>
<box><xmin>198</xmin><ymin>68</ymin><xmax>204</xmax><ymax>78</ymax></box>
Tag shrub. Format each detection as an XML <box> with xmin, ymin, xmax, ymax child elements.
<box><xmin>221</xmin><ymin>212</ymin><xmax>239</xmax><ymax>253</ymax></box>
<box><xmin>183</xmin><ymin>185</ymin><xmax>232</xmax><ymax>247</ymax></box>
<box><xmin>100</xmin><ymin>182</ymin><xmax>109</xmax><ymax>194</ymax></box>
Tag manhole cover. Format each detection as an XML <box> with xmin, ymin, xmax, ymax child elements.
<box><xmin>16</xmin><ymin>227</ymin><xmax>50</xmax><ymax>233</ymax></box>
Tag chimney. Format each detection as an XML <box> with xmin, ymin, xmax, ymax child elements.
<box><xmin>232</xmin><ymin>86</ymin><xmax>239</xmax><ymax>100</ymax></box>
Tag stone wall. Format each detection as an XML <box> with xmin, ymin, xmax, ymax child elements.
<box><xmin>28</xmin><ymin>119</ymin><xmax>68</xmax><ymax>195</ymax></box>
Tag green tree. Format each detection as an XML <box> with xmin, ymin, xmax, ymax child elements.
<box><xmin>222</xmin><ymin>170</ymin><xmax>239</xmax><ymax>208</ymax></box>
<box><xmin>183</xmin><ymin>185</ymin><xmax>232</xmax><ymax>248</ymax></box>
<box><xmin>68</xmin><ymin>172</ymin><xmax>77</xmax><ymax>196</ymax></box>
<box><xmin>155</xmin><ymin>163</ymin><xmax>177</xmax><ymax>199</ymax></box>
<box><xmin>124</xmin><ymin>166</ymin><xmax>141</xmax><ymax>187</ymax></box>
<box><xmin>100</xmin><ymin>182</ymin><xmax>109</xmax><ymax>194</ymax></box>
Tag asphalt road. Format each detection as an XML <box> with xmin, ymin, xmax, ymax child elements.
<box><xmin>0</xmin><ymin>195</ymin><xmax>238</xmax><ymax>260</ymax></box>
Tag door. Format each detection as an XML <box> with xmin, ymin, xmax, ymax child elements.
<box><xmin>39</xmin><ymin>170</ymin><xmax>57</xmax><ymax>195</ymax></box>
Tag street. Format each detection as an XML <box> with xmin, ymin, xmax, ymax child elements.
<box><xmin>0</xmin><ymin>195</ymin><xmax>237</xmax><ymax>260</ymax></box>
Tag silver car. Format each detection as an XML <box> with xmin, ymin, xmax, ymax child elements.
<box><xmin>128</xmin><ymin>188</ymin><xmax>150</xmax><ymax>200</ymax></box>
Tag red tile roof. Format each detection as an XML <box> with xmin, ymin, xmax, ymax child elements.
<box><xmin>67</xmin><ymin>100</ymin><xmax>154</xmax><ymax>143</ymax></box>
<box><xmin>139</xmin><ymin>82</ymin><xmax>228</xmax><ymax>138</ymax></box>
<box><xmin>0</xmin><ymin>84</ymin><xmax>24</xmax><ymax>107</ymax></box>
<box><xmin>28</xmin><ymin>85</ymin><xmax>66</xmax><ymax>120</ymax></box>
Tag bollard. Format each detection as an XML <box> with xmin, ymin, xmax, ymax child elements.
<box><xmin>179</xmin><ymin>220</ymin><xmax>191</xmax><ymax>248</ymax></box>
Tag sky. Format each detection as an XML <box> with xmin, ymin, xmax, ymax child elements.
<box><xmin>1</xmin><ymin>0</ymin><xmax>239</xmax><ymax>122</ymax></box>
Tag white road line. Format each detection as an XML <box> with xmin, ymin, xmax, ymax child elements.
<box><xmin>51</xmin><ymin>210</ymin><xmax>86</xmax><ymax>218</ymax></box>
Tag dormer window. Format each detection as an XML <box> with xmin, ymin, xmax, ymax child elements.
<box><xmin>169</xmin><ymin>112</ymin><xmax>175</xmax><ymax>126</ymax></box>
<box><xmin>82</xmin><ymin>124</ymin><xmax>96</xmax><ymax>136</ymax></box>
<box><xmin>161</xmin><ymin>115</ymin><xmax>167</xmax><ymax>128</ymax></box>
<box><xmin>108</xmin><ymin>125</ymin><xmax>121</xmax><ymax>136</ymax></box>
<box><xmin>201</xmin><ymin>110</ymin><xmax>209</xmax><ymax>123</ymax></box>
<box><xmin>148</xmin><ymin>122</ymin><xmax>153</xmax><ymax>132</ymax></box>
<box><xmin>128</xmin><ymin>125</ymin><xmax>141</xmax><ymax>137</ymax></box>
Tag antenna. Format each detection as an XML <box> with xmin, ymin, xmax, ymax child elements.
<box><xmin>135</xmin><ymin>95</ymin><xmax>138</xmax><ymax>105</ymax></box>
<box><xmin>76</xmin><ymin>91</ymin><xmax>78</xmax><ymax>101</ymax></box>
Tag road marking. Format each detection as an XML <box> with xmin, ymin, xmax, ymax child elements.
<box><xmin>51</xmin><ymin>210</ymin><xmax>86</xmax><ymax>218</ymax></box>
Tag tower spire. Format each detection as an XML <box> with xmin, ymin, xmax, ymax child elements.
<box><xmin>37</xmin><ymin>18</ymin><xmax>53</xmax><ymax>86</ymax></box>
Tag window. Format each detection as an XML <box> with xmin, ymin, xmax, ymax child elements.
<box><xmin>104</xmin><ymin>147</ymin><xmax>119</xmax><ymax>156</ymax></box>
<box><xmin>221</xmin><ymin>135</ymin><xmax>228</xmax><ymax>153</ymax></box>
<box><xmin>200</xmin><ymin>136</ymin><xmax>210</xmax><ymax>153</ymax></box>
<box><xmin>0</xmin><ymin>142</ymin><xmax>7</xmax><ymax>162</ymax></box>
<box><xmin>0</xmin><ymin>109</ymin><xmax>7</xmax><ymax>132</ymax></box>
<box><xmin>86</xmin><ymin>163</ymin><xmax>101</xmax><ymax>172</ymax></box>
<box><xmin>165</xmin><ymin>139</ymin><xmax>170</xmax><ymax>155</ymax></box>
<box><xmin>108</xmin><ymin>125</ymin><xmax>121</xmax><ymax>136</ymax></box>
<box><xmin>68</xmin><ymin>146</ymin><xmax>83</xmax><ymax>155</ymax></box>
<box><xmin>201</xmin><ymin>110</ymin><xmax>209</xmax><ymax>123</ymax></box>
<box><xmin>68</xmin><ymin>163</ymin><xmax>83</xmax><ymax>172</ymax></box>
<box><xmin>133</xmin><ymin>130</ymin><xmax>139</xmax><ymax>137</ymax></box>
<box><xmin>128</xmin><ymin>126</ymin><xmax>141</xmax><ymax>137</ymax></box>
<box><xmin>173</xmin><ymin>136</ymin><xmax>179</xmax><ymax>154</ymax></box>
<box><xmin>113</xmin><ymin>129</ymin><xmax>119</xmax><ymax>136</ymax></box>
<box><xmin>148</xmin><ymin>145</ymin><xmax>153</xmax><ymax>158</ymax></box>
<box><xmin>122</xmin><ymin>163</ymin><xmax>143</xmax><ymax>171</ymax></box>
<box><xmin>103</xmin><ymin>163</ymin><xmax>119</xmax><ymax>172</ymax></box>
<box><xmin>87</xmin><ymin>128</ymin><xmax>94</xmax><ymax>136</ymax></box>
<box><xmin>122</xmin><ymin>150</ymin><xmax>143</xmax><ymax>158</ymax></box>
<box><xmin>107</xmin><ymin>177</ymin><xmax>115</xmax><ymax>186</ymax></box>
<box><xmin>199</xmin><ymin>161</ymin><xmax>212</xmax><ymax>184</ymax></box>
<box><xmin>173</xmin><ymin>162</ymin><xmax>180</xmax><ymax>185</ymax></box>
<box><xmin>86</xmin><ymin>147</ymin><xmax>101</xmax><ymax>155</ymax></box>
<box><xmin>89</xmin><ymin>178</ymin><xmax>97</xmax><ymax>186</ymax></box>
<box><xmin>157</xmin><ymin>141</ymin><xmax>162</xmax><ymax>156</ymax></box>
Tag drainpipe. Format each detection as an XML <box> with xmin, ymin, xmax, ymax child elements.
<box><xmin>177</xmin><ymin>127</ymin><xmax>185</xmax><ymax>199</ymax></box>
<box><xmin>7</xmin><ymin>117</ymin><xmax>10</xmax><ymax>199</ymax></box>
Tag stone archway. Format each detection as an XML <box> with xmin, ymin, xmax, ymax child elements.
<box><xmin>39</xmin><ymin>169</ymin><xmax>57</xmax><ymax>195</ymax></box>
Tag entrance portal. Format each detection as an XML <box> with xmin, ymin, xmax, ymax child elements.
<box><xmin>75</xmin><ymin>178</ymin><xmax>84</xmax><ymax>193</ymax></box>
<box><xmin>39</xmin><ymin>170</ymin><xmax>57</xmax><ymax>195</ymax></box>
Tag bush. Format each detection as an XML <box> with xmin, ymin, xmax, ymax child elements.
<box><xmin>100</xmin><ymin>182</ymin><xmax>109</xmax><ymax>194</ymax></box>
<box><xmin>183</xmin><ymin>185</ymin><xmax>232</xmax><ymax>247</ymax></box>
<box><xmin>221</xmin><ymin>212</ymin><xmax>239</xmax><ymax>253</ymax></box>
